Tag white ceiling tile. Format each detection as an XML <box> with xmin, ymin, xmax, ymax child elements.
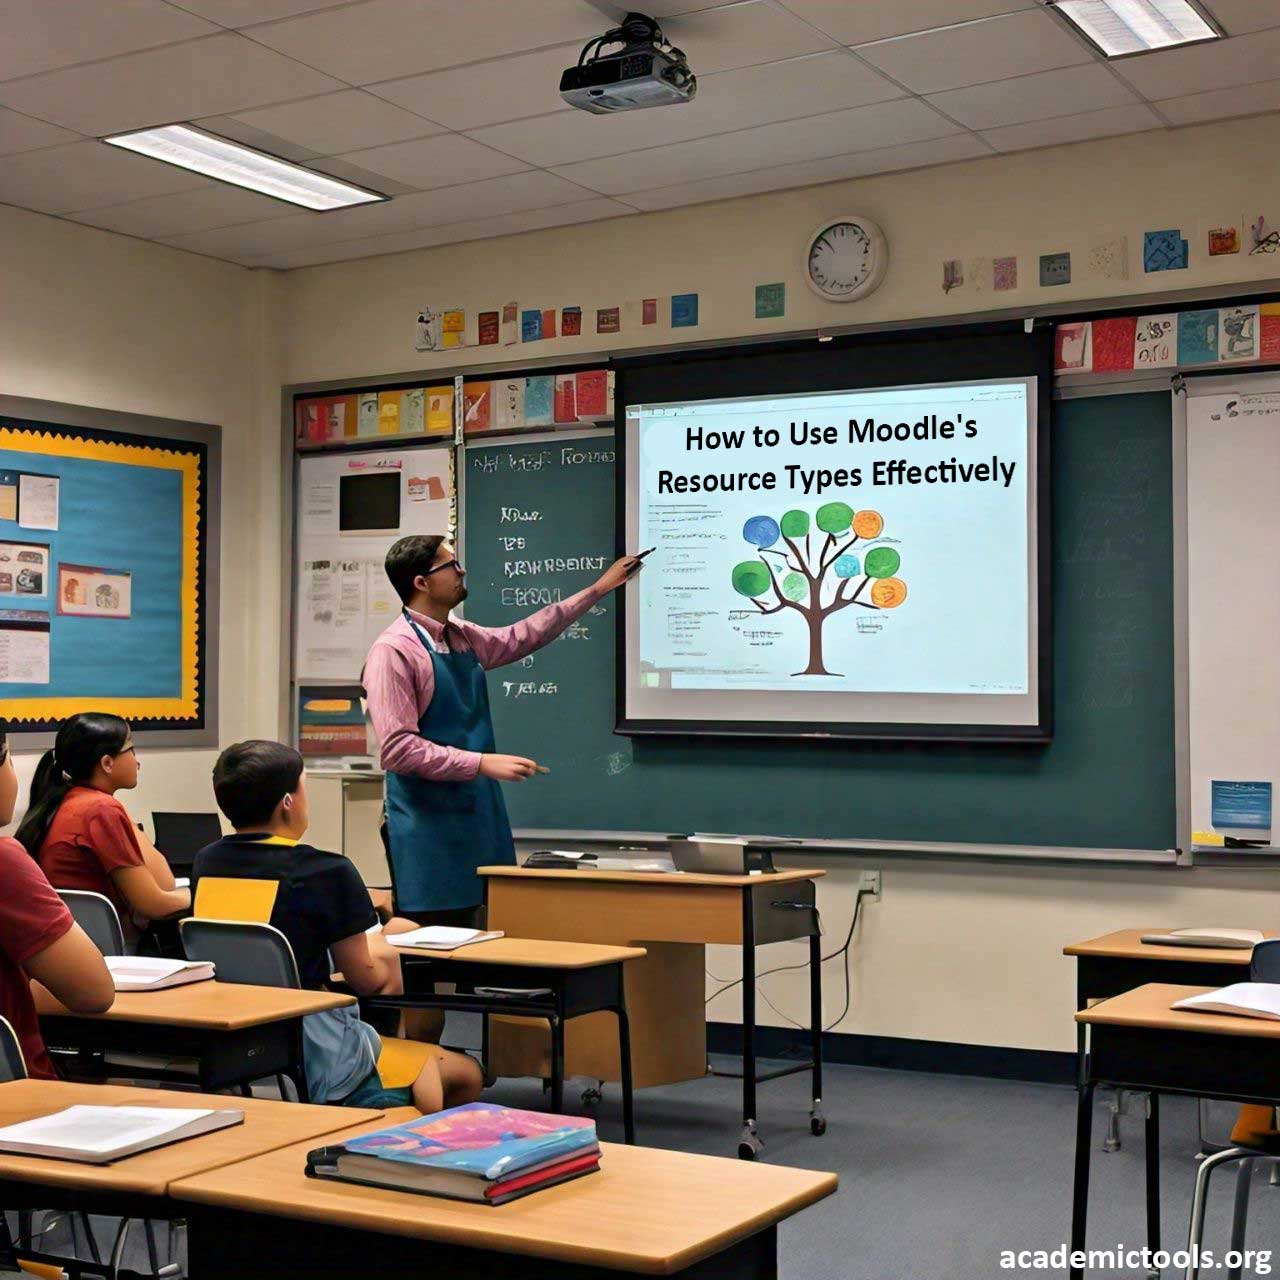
<box><xmin>1108</xmin><ymin>27</ymin><xmax>1280</xmax><ymax>99</ymax></box>
<box><xmin>0</xmin><ymin>0</ymin><xmax>218</xmax><ymax>81</ymax></box>
<box><xmin>856</xmin><ymin>9</ymin><xmax>1093</xmax><ymax>95</ymax></box>
<box><xmin>65</xmin><ymin>182</ymin><xmax>300</xmax><ymax>238</ymax></box>
<box><xmin>981</xmin><ymin>103</ymin><xmax>1163</xmax><ymax>152</ymax></box>
<box><xmin>0</xmin><ymin>106</ymin><xmax>80</xmax><ymax>157</ymax></box>
<box><xmin>243</xmin><ymin>0</ymin><xmax>604</xmax><ymax>84</ymax></box>
<box><xmin>551</xmin><ymin>96</ymin><xmax>961</xmax><ymax>195</ymax></box>
<box><xmin>926</xmin><ymin>63</ymin><xmax>1138</xmax><ymax>130</ymax></box>
<box><xmin>632</xmin><ymin>0</ymin><xmax>748</xmax><ymax>14</ymax></box>
<box><xmin>165</xmin><ymin>0</ymin><xmax>357</xmax><ymax>26</ymax></box>
<box><xmin>161</xmin><ymin>169</ymin><xmax>596</xmax><ymax>258</ymax></box>
<box><xmin>466</xmin><ymin>51</ymin><xmax>904</xmax><ymax>168</ymax></box>
<box><xmin>227</xmin><ymin>90</ymin><xmax>442</xmax><ymax>156</ymax></box>
<box><xmin>243</xmin><ymin>197</ymin><xmax>635</xmax><ymax>268</ymax></box>
<box><xmin>366</xmin><ymin>43</ymin><xmax>580</xmax><ymax>132</ymax></box>
<box><xmin>625</xmin><ymin>133</ymin><xmax>991</xmax><ymax>210</ymax></box>
<box><xmin>0</xmin><ymin>140</ymin><xmax>205</xmax><ymax>214</ymax></box>
<box><xmin>319</xmin><ymin>133</ymin><xmax>530</xmax><ymax>188</ymax></box>
<box><xmin>778</xmin><ymin>0</ymin><xmax>1039</xmax><ymax>46</ymax></box>
<box><xmin>0</xmin><ymin>33</ymin><xmax>344</xmax><ymax>135</ymax></box>
<box><xmin>1155</xmin><ymin>78</ymin><xmax>1280</xmax><ymax>125</ymax></box>
<box><xmin>660</xmin><ymin>1</ymin><xmax>830</xmax><ymax>76</ymax></box>
<box><xmin>1199</xmin><ymin>0</ymin><xmax>1280</xmax><ymax>36</ymax></box>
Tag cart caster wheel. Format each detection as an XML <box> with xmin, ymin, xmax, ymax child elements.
<box><xmin>810</xmin><ymin>1115</ymin><xmax>827</xmax><ymax>1137</ymax></box>
<box><xmin>581</xmin><ymin>1086</ymin><xmax>603</xmax><ymax>1108</ymax></box>
<box><xmin>737</xmin><ymin>1125</ymin><xmax>761</xmax><ymax>1160</ymax></box>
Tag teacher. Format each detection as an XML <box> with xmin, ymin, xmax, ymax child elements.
<box><xmin>363</xmin><ymin>534</ymin><xmax>639</xmax><ymax>924</ymax></box>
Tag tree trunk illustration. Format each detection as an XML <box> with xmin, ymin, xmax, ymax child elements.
<box><xmin>795</xmin><ymin>604</ymin><xmax>838</xmax><ymax>677</ymax></box>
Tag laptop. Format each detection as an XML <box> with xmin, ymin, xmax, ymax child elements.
<box><xmin>152</xmin><ymin>812</ymin><xmax>223</xmax><ymax>873</ymax></box>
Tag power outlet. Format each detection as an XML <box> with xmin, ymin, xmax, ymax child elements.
<box><xmin>858</xmin><ymin>869</ymin><xmax>882</xmax><ymax>900</ymax></box>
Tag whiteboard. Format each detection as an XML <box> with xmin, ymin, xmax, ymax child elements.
<box><xmin>1186</xmin><ymin>375</ymin><xmax>1280</xmax><ymax>838</ymax></box>
<box><xmin>294</xmin><ymin>444</ymin><xmax>452</xmax><ymax>680</ymax></box>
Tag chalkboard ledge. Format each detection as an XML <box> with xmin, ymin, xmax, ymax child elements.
<box><xmin>513</xmin><ymin>830</ymin><xmax>1179</xmax><ymax>867</ymax></box>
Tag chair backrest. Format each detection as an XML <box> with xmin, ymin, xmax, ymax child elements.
<box><xmin>0</xmin><ymin>1015</ymin><xmax>27</xmax><ymax>1083</ymax></box>
<box><xmin>1251</xmin><ymin>938</ymin><xmax>1280</xmax><ymax>982</ymax></box>
<box><xmin>152</xmin><ymin>812</ymin><xmax>223</xmax><ymax>871</ymax></box>
<box><xmin>56</xmin><ymin>889</ymin><xmax>124</xmax><ymax>957</ymax></box>
<box><xmin>180</xmin><ymin>918</ymin><xmax>301</xmax><ymax>989</ymax></box>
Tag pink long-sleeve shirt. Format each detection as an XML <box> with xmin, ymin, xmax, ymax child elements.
<box><xmin>363</xmin><ymin>585</ymin><xmax>605</xmax><ymax>781</ymax></box>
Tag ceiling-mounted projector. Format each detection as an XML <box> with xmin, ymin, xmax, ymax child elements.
<box><xmin>560</xmin><ymin>12</ymin><xmax>696</xmax><ymax>114</ymax></box>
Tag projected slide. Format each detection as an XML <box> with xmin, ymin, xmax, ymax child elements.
<box><xmin>622</xmin><ymin>377</ymin><xmax>1043</xmax><ymax>737</ymax></box>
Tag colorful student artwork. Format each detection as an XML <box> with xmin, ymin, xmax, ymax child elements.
<box><xmin>0</xmin><ymin>541</ymin><xmax>49</xmax><ymax>599</ymax></box>
<box><xmin>1142</xmin><ymin>229</ymin><xmax>1188</xmax><ymax>273</ymax></box>
<box><xmin>57</xmin><ymin>564</ymin><xmax>132</xmax><ymax>619</ymax></box>
<box><xmin>1053</xmin><ymin>322</ymin><xmax>1091</xmax><ymax>373</ymax></box>
<box><xmin>1133</xmin><ymin>314</ymin><xmax>1177</xmax><ymax>368</ymax></box>
<box><xmin>942</xmin><ymin>259</ymin><xmax>963</xmax><ymax>293</ymax></box>
<box><xmin>1208</xmin><ymin>226</ymin><xmax>1240</xmax><ymax>256</ymax></box>
<box><xmin>478</xmin><ymin>311</ymin><xmax>500</xmax><ymax>345</ymax></box>
<box><xmin>1262</xmin><ymin>305</ymin><xmax>1280</xmax><ymax>362</ymax></box>
<box><xmin>642</xmin><ymin>297</ymin><xmax>658</xmax><ymax>325</ymax></box>
<box><xmin>730</xmin><ymin>504</ymin><xmax>906</xmax><ymax>677</ymax></box>
<box><xmin>1177</xmin><ymin>309</ymin><xmax>1219</xmax><ymax>364</ymax></box>
<box><xmin>1219</xmin><ymin>305</ymin><xmax>1259</xmax><ymax>362</ymax></box>
<box><xmin>1087</xmin><ymin>236</ymin><xmax>1128</xmax><ymax>281</ymax></box>
<box><xmin>1249</xmin><ymin>216</ymin><xmax>1280</xmax><ymax>255</ymax></box>
<box><xmin>520</xmin><ymin>309</ymin><xmax>542</xmax><ymax>342</ymax></box>
<box><xmin>670</xmin><ymin>293</ymin><xmax>699</xmax><ymax>327</ymax></box>
<box><xmin>1039</xmin><ymin>252</ymin><xmax>1071</xmax><ymax>287</ymax></box>
<box><xmin>596</xmin><ymin>306</ymin><xmax>621</xmax><ymax>334</ymax></box>
<box><xmin>413</xmin><ymin>306</ymin><xmax>442</xmax><ymax>351</ymax></box>
<box><xmin>561</xmin><ymin>306</ymin><xmax>583</xmax><ymax>337</ymax></box>
<box><xmin>993</xmin><ymin>256</ymin><xmax>1018</xmax><ymax>291</ymax></box>
<box><xmin>754</xmin><ymin>282</ymin><xmax>785</xmax><ymax>318</ymax></box>
<box><xmin>1090</xmin><ymin>316</ymin><xmax>1136</xmax><ymax>373</ymax></box>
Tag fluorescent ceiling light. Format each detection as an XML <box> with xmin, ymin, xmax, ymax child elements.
<box><xmin>103</xmin><ymin>124</ymin><xmax>385</xmax><ymax>211</ymax></box>
<box><xmin>1050</xmin><ymin>0</ymin><xmax>1221</xmax><ymax>57</ymax></box>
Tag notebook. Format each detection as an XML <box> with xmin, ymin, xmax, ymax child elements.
<box><xmin>386</xmin><ymin>926</ymin><xmax>503</xmax><ymax>951</ymax></box>
<box><xmin>306</xmin><ymin>1103</ymin><xmax>599</xmax><ymax>1204</ymax></box>
<box><xmin>0</xmin><ymin>1105</ymin><xmax>243</xmax><ymax>1164</ymax></box>
<box><xmin>1173</xmin><ymin>983</ymin><xmax>1280</xmax><ymax>1021</ymax></box>
<box><xmin>105</xmin><ymin>956</ymin><xmax>215</xmax><ymax>991</ymax></box>
<box><xmin>1140</xmin><ymin>928</ymin><xmax>1265</xmax><ymax>950</ymax></box>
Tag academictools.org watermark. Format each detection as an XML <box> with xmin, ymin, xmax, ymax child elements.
<box><xmin>999</xmin><ymin>1245</ymin><xmax>1273</xmax><ymax>1274</ymax></box>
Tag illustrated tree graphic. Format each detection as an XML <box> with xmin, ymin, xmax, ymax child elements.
<box><xmin>731</xmin><ymin>503</ymin><xmax>907</xmax><ymax>676</ymax></box>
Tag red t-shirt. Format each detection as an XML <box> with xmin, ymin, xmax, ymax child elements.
<box><xmin>36</xmin><ymin>787</ymin><xmax>145</xmax><ymax>931</ymax></box>
<box><xmin>0</xmin><ymin>837</ymin><xmax>73</xmax><ymax>1079</ymax></box>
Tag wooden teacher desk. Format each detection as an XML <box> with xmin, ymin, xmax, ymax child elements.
<box><xmin>171</xmin><ymin>1110</ymin><xmax>838</xmax><ymax>1279</ymax></box>
<box><xmin>480</xmin><ymin>865</ymin><xmax>825</xmax><ymax>1158</ymax></box>
<box><xmin>35</xmin><ymin>980</ymin><xmax>356</xmax><ymax>1101</ymax></box>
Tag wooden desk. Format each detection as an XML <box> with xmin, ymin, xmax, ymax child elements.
<box><xmin>0</xmin><ymin>1080</ymin><xmax>379</xmax><ymax>1218</ymax></box>
<box><xmin>372</xmin><ymin>938</ymin><xmax>646</xmax><ymax>1142</ymax></box>
<box><xmin>36</xmin><ymin>981</ymin><xmax>356</xmax><ymax>1101</ymax></box>
<box><xmin>171</xmin><ymin>1112</ymin><xmax>838</xmax><ymax>1279</ymax></box>
<box><xmin>1071</xmin><ymin>984</ymin><xmax>1280</xmax><ymax>1280</ymax></box>
<box><xmin>1063</xmin><ymin>929</ymin><xmax>1270</xmax><ymax>1090</ymax></box>
<box><xmin>481</xmin><ymin>866</ymin><xmax>826</xmax><ymax>1159</ymax></box>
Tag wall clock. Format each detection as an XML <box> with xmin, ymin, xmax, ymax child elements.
<box><xmin>804</xmin><ymin>215</ymin><xmax>888</xmax><ymax>303</ymax></box>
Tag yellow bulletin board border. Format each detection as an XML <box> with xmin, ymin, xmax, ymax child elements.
<box><xmin>0</xmin><ymin>401</ymin><xmax>215</xmax><ymax>741</ymax></box>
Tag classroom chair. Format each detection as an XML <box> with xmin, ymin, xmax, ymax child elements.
<box><xmin>179</xmin><ymin>917</ymin><xmax>440</xmax><ymax>1102</ymax></box>
<box><xmin>1184</xmin><ymin>939</ymin><xmax>1280</xmax><ymax>1280</ymax></box>
<box><xmin>55</xmin><ymin>891</ymin><xmax>124</xmax><ymax>957</ymax></box>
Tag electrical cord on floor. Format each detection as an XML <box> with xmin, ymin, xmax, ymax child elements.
<box><xmin>704</xmin><ymin>888</ymin><xmax>869</xmax><ymax>1032</ymax></box>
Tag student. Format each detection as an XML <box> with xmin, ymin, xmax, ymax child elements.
<box><xmin>15</xmin><ymin>713</ymin><xmax>190</xmax><ymax>945</ymax></box>
<box><xmin>194</xmin><ymin>740</ymin><xmax>483</xmax><ymax>1113</ymax></box>
<box><xmin>0</xmin><ymin>722</ymin><xmax>113</xmax><ymax>1077</ymax></box>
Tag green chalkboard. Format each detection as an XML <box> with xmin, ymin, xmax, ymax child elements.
<box><xmin>463</xmin><ymin>394</ymin><xmax>1175</xmax><ymax>849</ymax></box>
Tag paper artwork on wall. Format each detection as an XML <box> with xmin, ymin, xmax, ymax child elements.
<box><xmin>441</xmin><ymin>308</ymin><xmax>465</xmax><ymax>348</ymax></box>
<box><xmin>561</xmin><ymin>306</ymin><xmax>582</xmax><ymax>336</ymax></box>
<box><xmin>597</xmin><ymin>306</ymin><xmax>621</xmax><ymax>334</ymax></box>
<box><xmin>993</xmin><ymin>257</ymin><xmax>1018</xmax><ymax>291</ymax></box>
<box><xmin>754</xmin><ymin>282</ymin><xmax>785</xmax><ymax>318</ymax></box>
<box><xmin>413</xmin><ymin>306</ymin><xmax>442</xmax><ymax>351</ymax></box>
<box><xmin>1248</xmin><ymin>216</ymin><xmax>1280</xmax><ymax>255</ymax></box>
<box><xmin>670</xmin><ymin>294</ymin><xmax>698</xmax><ymax>327</ymax></box>
<box><xmin>1087</xmin><ymin>236</ymin><xmax>1128</xmax><ymax>280</ymax></box>
<box><xmin>1219</xmin><ymin>305</ymin><xmax>1260</xmax><ymax>362</ymax></box>
<box><xmin>478</xmin><ymin>311</ymin><xmax>499</xmax><ymax>345</ymax></box>
<box><xmin>1090</xmin><ymin>316</ymin><xmax>1136</xmax><ymax>373</ymax></box>
<box><xmin>967</xmin><ymin>257</ymin><xmax>989</xmax><ymax>294</ymax></box>
<box><xmin>1133</xmin><ymin>314</ymin><xmax>1177</xmax><ymax>369</ymax></box>
<box><xmin>501</xmin><ymin>302</ymin><xmax>519</xmax><ymax>345</ymax></box>
<box><xmin>520</xmin><ymin>309</ymin><xmax>542</xmax><ymax>342</ymax></box>
<box><xmin>1039</xmin><ymin>252</ymin><xmax>1071</xmax><ymax>287</ymax></box>
<box><xmin>1142</xmin><ymin>229</ymin><xmax>1188</xmax><ymax>273</ymax></box>
<box><xmin>1207</xmin><ymin>225</ymin><xmax>1240</xmax><ymax>256</ymax></box>
<box><xmin>57</xmin><ymin>564</ymin><xmax>132</xmax><ymax>619</ymax></box>
<box><xmin>1177</xmin><ymin>309</ymin><xmax>1219</xmax><ymax>364</ymax></box>
<box><xmin>942</xmin><ymin>259</ymin><xmax>963</xmax><ymax>293</ymax></box>
<box><xmin>1053</xmin><ymin>322</ymin><xmax>1091</xmax><ymax>373</ymax></box>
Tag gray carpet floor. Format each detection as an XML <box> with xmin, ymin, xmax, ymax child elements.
<box><xmin>14</xmin><ymin>1016</ymin><xmax>1280</xmax><ymax>1280</ymax></box>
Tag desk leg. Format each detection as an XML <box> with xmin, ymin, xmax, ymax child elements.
<box><xmin>291</xmin><ymin>1021</ymin><xmax>310</xmax><ymax>1104</ymax></box>
<box><xmin>809</xmin><ymin>931</ymin><xmax>825</xmax><ymax>1137</ymax></box>
<box><xmin>1146</xmin><ymin>1092</ymin><xmax>1161</xmax><ymax>1265</ymax></box>
<box><xmin>549</xmin><ymin>1010</ymin><xmax>565</xmax><ymax>1116</ymax></box>
<box><xmin>616</xmin><ymin>1000</ymin><xmax>635</xmax><ymax>1145</ymax></box>
<box><xmin>739</xmin><ymin>889</ymin><xmax>760</xmax><ymax>1160</ymax></box>
<box><xmin>1071</xmin><ymin>1082</ymin><xmax>1095</xmax><ymax>1280</ymax></box>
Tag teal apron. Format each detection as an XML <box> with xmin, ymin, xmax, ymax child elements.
<box><xmin>383</xmin><ymin>614</ymin><xmax>515</xmax><ymax>912</ymax></box>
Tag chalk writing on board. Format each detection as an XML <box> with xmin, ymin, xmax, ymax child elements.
<box><xmin>604</xmin><ymin>751</ymin><xmax>631</xmax><ymax>776</ymax></box>
<box><xmin>502</xmin><ymin>681</ymin><xmax>559</xmax><ymax>697</ymax></box>
<box><xmin>504</xmin><ymin>556</ymin><xmax>607</xmax><ymax>578</ymax></box>
<box><xmin>502</xmin><ymin>587</ymin><xmax>562</xmax><ymax>606</ymax></box>
<box><xmin>499</xmin><ymin>508</ymin><xmax>541</xmax><ymax>523</ymax></box>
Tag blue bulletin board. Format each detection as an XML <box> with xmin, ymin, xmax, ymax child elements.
<box><xmin>0</xmin><ymin>404</ymin><xmax>212</xmax><ymax>735</ymax></box>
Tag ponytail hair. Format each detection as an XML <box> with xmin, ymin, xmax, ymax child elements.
<box><xmin>15</xmin><ymin>712</ymin><xmax>131</xmax><ymax>857</ymax></box>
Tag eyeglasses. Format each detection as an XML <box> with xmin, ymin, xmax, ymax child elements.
<box><xmin>425</xmin><ymin>559</ymin><xmax>463</xmax><ymax>577</ymax></box>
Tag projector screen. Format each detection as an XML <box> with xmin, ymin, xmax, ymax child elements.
<box><xmin>620</xmin><ymin>372</ymin><xmax>1048</xmax><ymax>739</ymax></box>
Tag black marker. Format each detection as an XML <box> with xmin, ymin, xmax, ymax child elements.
<box><xmin>626</xmin><ymin>547</ymin><xmax>655</xmax><ymax>576</ymax></box>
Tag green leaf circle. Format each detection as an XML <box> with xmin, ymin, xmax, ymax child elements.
<box><xmin>781</xmin><ymin>572</ymin><xmax>807</xmax><ymax>601</ymax></box>
<box><xmin>865</xmin><ymin>546</ymin><xmax>901</xmax><ymax>578</ymax></box>
<box><xmin>732</xmin><ymin>561</ymin><xmax>771</xmax><ymax>597</ymax></box>
<box><xmin>779</xmin><ymin>509</ymin><xmax>810</xmax><ymax>538</ymax></box>
<box><xmin>816</xmin><ymin>501</ymin><xmax>854</xmax><ymax>534</ymax></box>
